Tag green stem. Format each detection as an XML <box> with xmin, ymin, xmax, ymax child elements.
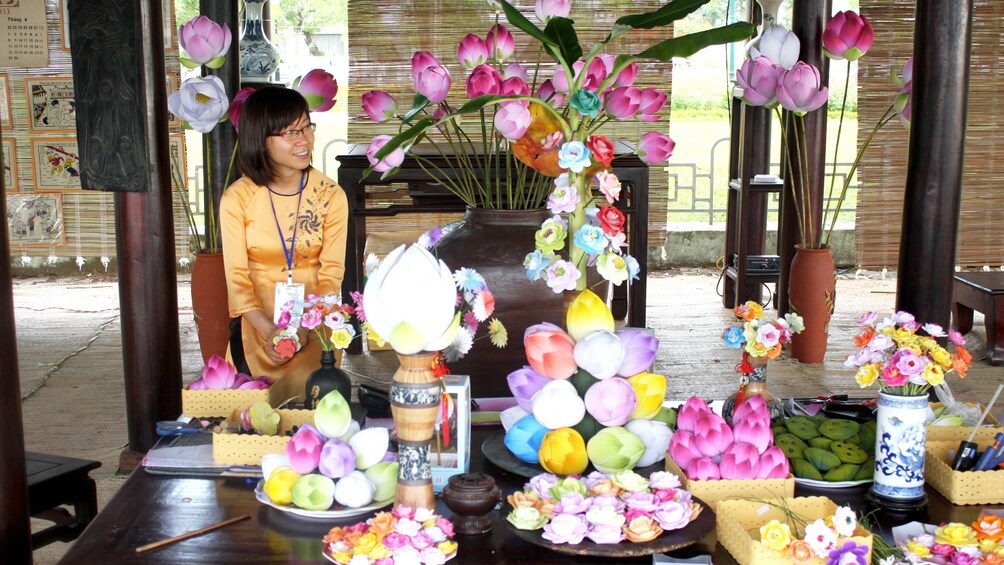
<box><xmin>169</xmin><ymin>148</ymin><xmax>202</xmax><ymax>252</ymax></box>
<box><xmin>568</xmin><ymin>173</ymin><xmax>588</xmax><ymax>291</ymax></box>
<box><xmin>775</xmin><ymin>109</ymin><xmax>807</xmax><ymax>247</ymax></box>
<box><xmin>823</xmin><ymin>63</ymin><xmax>851</xmax><ymax>228</ymax></box>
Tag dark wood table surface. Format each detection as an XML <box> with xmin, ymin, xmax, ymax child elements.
<box><xmin>59</xmin><ymin>426</ymin><xmax>1000</xmax><ymax>564</ymax></box>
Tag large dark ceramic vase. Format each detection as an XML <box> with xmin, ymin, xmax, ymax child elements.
<box><xmin>432</xmin><ymin>208</ymin><xmax>566</xmax><ymax>397</ymax></box>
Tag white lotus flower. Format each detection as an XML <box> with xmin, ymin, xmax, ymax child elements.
<box><xmin>348</xmin><ymin>427</ymin><xmax>390</xmax><ymax>470</ymax></box>
<box><xmin>625</xmin><ymin>419</ymin><xmax>673</xmax><ymax>467</ymax></box>
<box><xmin>531</xmin><ymin>380</ymin><xmax>585</xmax><ymax>429</ymax></box>
<box><xmin>334</xmin><ymin>471</ymin><xmax>375</xmax><ymax>508</ymax></box>
<box><xmin>573</xmin><ymin>330</ymin><xmax>625</xmax><ymax>380</ymax></box>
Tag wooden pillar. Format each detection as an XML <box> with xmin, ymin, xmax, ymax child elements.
<box><xmin>0</xmin><ymin>133</ymin><xmax>32</xmax><ymax>565</ymax></box>
<box><xmin>116</xmin><ymin>0</ymin><xmax>183</xmax><ymax>453</ymax></box>
<box><xmin>895</xmin><ymin>0</ymin><xmax>973</xmax><ymax>326</ymax></box>
<box><xmin>776</xmin><ymin>0</ymin><xmax>831</xmax><ymax>316</ymax></box>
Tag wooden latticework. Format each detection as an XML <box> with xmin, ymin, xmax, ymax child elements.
<box><xmin>857</xmin><ymin>0</ymin><xmax>1004</xmax><ymax>269</ymax></box>
<box><xmin>345</xmin><ymin>0</ymin><xmax>673</xmax><ymax>246</ymax></box>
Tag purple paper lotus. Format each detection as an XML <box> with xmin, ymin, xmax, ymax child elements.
<box><xmin>589</xmin><ymin>494</ymin><xmax>626</xmax><ymax>513</ymax></box>
<box><xmin>527</xmin><ymin>473</ymin><xmax>558</xmax><ymax>500</ymax></box>
<box><xmin>757</xmin><ymin>446</ymin><xmax>790</xmax><ymax>479</ymax></box>
<box><xmin>653</xmin><ymin>500</ymin><xmax>691</xmax><ymax>531</ymax></box>
<box><xmin>731</xmin><ymin>394</ymin><xmax>770</xmax><ymax>429</ymax></box>
<box><xmin>507</xmin><ymin>366</ymin><xmax>550</xmax><ymax>413</ymax></box>
<box><xmin>676</xmin><ymin>396</ymin><xmax>712</xmax><ymax>433</ymax></box>
<box><xmin>586</xmin><ymin>524</ymin><xmax>626</xmax><ymax>544</ymax></box>
<box><xmin>686</xmin><ymin>457</ymin><xmax>721</xmax><ymax>481</ymax></box>
<box><xmin>553</xmin><ymin>492</ymin><xmax>592</xmax><ymax>515</ymax></box>
<box><xmin>732</xmin><ymin>414</ymin><xmax>773</xmax><ymax>454</ymax></box>
<box><xmin>285</xmin><ymin>425</ymin><xmax>325</xmax><ymax>474</ymax></box>
<box><xmin>648</xmin><ymin>471</ymin><xmax>681</xmax><ymax>490</ymax></box>
<box><xmin>668</xmin><ymin>429</ymin><xmax>700</xmax><ymax>471</ymax></box>
<box><xmin>317</xmin><ymin>439</ymin><xmax>356</xmax><ymax>479</ymax></box>
<box><xmin>236</xmin><ymin>377</ymin><xmax>272</xmax><ymax>390</ymax></box>
<box><xmin>583</xmin><ymin>377</ymin><xmax>637</xmax><ymax>426</ymax></box>
<box><xmin>693</xmin><ymin>413</ymin><xmax>733</xmax><ymax>459</ymax></box>
<box><xmin>719</xmin><ymin>442</ymin><xmax>761</xmax><ymax>480</ymax></box>
<box><xmin>541</xmin><ymin>513</ymin><xmax>589</xmax><ymax>545</ymax></box>
<box><xmin>615</xmin><ymin>329</ymin><xmax>659</xmax><ymax>377</ymax></box>
<box><xmin>622</xmin><ymin>491</ymin><xmax>659</xmax><ymax>512</ymax></box>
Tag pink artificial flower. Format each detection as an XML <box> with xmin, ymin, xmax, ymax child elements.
<box><xmin>757</xmin><ymin>446</ymin><xmax>791</xmax><ymax>479</ymax></box>
<box><xmin>637</xmin><ymin>88</ymin><xmax>667</xmax><ymax>121</ymax></box>
<box><xmin>411</xmin><ymin>51</ymin><xmax>440</xmax><ymax>88</ymax></box>
<box><xmin>581</xmin><ymin>58</ymin><xmax>607</xmax><ymax>92</ymax></box>
<box><xmin>693</xmin><ymin>413</ymin><xmax>734</xmax><ymax>459</ymax></box>
<box><xmin>534</xmin><ymin>0</ymin><xmax>571</xmax><ymax>22</ymax></box>
<box><xmin>381</xmin><ymin>532</ymin><xmax>411</xmax><ymax>550</ymax></box>
<box><xmin>228</xmin><ymin>86</ymin><xmax>255</xmax><ymax>131</ymax></box>
<box><xmin>392</xmin><ymin>505</ymin><xmax>416</xmax><ymax>520</ymax></box>
<box><xmin>637</xmin><ymin>131</ymin><xmax>675</xmax><ymax>164</ymax></box>
<box><xmin>823</xmin><ymin>11</ymin><xmax>874</xmax><ymax>61</ymax></box>
<box><xmin>882</xmin><ymin>365</ymin><xmax>908</xmax><ymax>387</ymax></box>
<box><xmin>416</xmin><ymin>64</ymin><xmax>452</xmax><ymax>103</ymax></box>
<box><xmin>285</xmin><ymin>425</ymin><xmax>324</xmax><ymax>474</ymax></box>
<box><xmin>536</xmin><ymin>79</ymin><xmax>564</xmax><ymax>107</ymax></box>
<box><xmin>615</xmin><ymin>61</ymin><xmax>639</xmax><ymax>87</ymax></box>
<box><xmin>494</xmin><ymin>104</ymin><xmax>532</xmax><ymax>140</ymax></box>
<box><xmin>178</xmin><ymin>15</ymin><xmax>231</xmax><ymax>67</ymax></box>
<box><xmin>668</xmin><ymin>430</ymin><xmax>700</xmax><ymax>470</ymax></box>
<box><xmin>777</xmin><ymin>62</ymin><xmax>829</xmax><ymax>116</ymax></box>
<box><xmin>719</xmin><ymin>442</ymin><xmax>762</xmax><ymax>480</ymax></box>
<box><xmin>501</xmin><ymin>76</ymin><xmax>530</xmax><ymax>107</ymax></box>
<box><xmin>485</xmin><ymin>24</ymin><xmax>515</xmax><ymax>60</ymax></box>
<box><xmin>366</xmin><ymin>134</ymin><xmax>406</xmax><ymax>173</ymax></box>
<box><xmin>653</xmin><ymin>501</ymin><xmax>691</xmax><ymax>531</ymax></box>
<box><xmin>295</xmin><ymin>69</ymin><xmax>338</xmax><ymax>112</ymax></box>
<box><xmin>456</xmin><ymin>34</ymin><xmax>489</xmax><ymax>69</ymax></box>
<box><xmin>300</xmin><ymin>308</ymin><xmax>322</xmax><ymax>331</ymax></box>
<box><xmin>735</xmin><ymin>56</ymin><xmax>782</xmax><ymax>107</ymax></box>
<box><xmin>732</xmin><ymin>416</ymin><xmax>772</xmax><ymax>455</ymax></box>
<box><xmin>676</xmin><ymin>396</ymin><xmax>712</xmax><ymax>433</ymax></box>
<box><xmin>948</xmin><ymin>329</ymin><xmax>966</xmax><ymax>347</ymax></box>
<box><xmin>686</xmin><ymin>457</ymin><xmax>721</xmax><ymax>481</ymax></box>
<box><xmin>197</xmin><ymin>354</ymin><xmax>238</xmax><ymax>389</ymax></box>
<box><xmin>524</xmin><ymin>324</ymin><xmax>577</xmax><ymax>380</ymax></box>
<box><xmin>466</xmin><ymin>64</ymin><xmax>504</xmax><ymax>98</ymax></box>
<box><xmin>503</xmin><ymin>62</ymin><xmax>528</xmax><ymax>81</ymax></box>
<box><xmin>858</xmin><ymin>311</ymin><xmax>878</xmax><ymax>326</ymax></box>
<box><xmin>237</xmin><ymin>377</ymin><xmax>271</xmax><ymax>390</ymax></box>
<box><xmin>361</xmin><ymin>90</ymin><xmax>398</xmax><ymax>123</ymax></box>
<box><xmin>552</xmin><ymin>60</ymin><xmax>586</xmax><ymax>93</ymax></box>
<box><xmin>731</xmin><ymin>394</ymin><xmax>770</xmax><ymax>428</ymax></box>
<box><xmin>605</xmin><ymin>86</ymin><xmax>642</xmax><ymax>119</ymax></box>
<box><xmin>893</xmin><ymin>349</ymin><xmax>926</xmax><ymax>376</ymax></box>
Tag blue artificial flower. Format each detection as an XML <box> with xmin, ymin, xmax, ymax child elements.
<box><xmin>569</xmin><ymin>89</ymin><xmax>602</xmax><ymax>118</ymax></box>
<box><xmin>453</xmin><ymin>267</ymin><xmax>486</xmax><ymax>292</ymax></box>
<box><xmin>557</xmin><ymin>141</ymin><xmax>591</xmax><ymax>173</ymax></box>
<box><xmin>523</xmin><ymin>250</ymin><xmax>553</xmax><ymax>281</ymax></box>
<box><xmin>624</xmin><ymin>254</ymin><xmax>640</xmax><ymax>280</ymax></box>
<box><xmin>723</xmin><ymin>326</ymin><xmax>745</xmax><ymax>349</ymax></box>
<box><xmin>573</xmin><ymin>225</ymin><xmax>608</xmax><ymax>256</ymax></box>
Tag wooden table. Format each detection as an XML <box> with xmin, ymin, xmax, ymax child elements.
<box><xmin>27</xmin><ymin>451</ymin><xmax>101</xmax><ymax>548</ymax></box>
<box><xmin>59</xmin><ymin>427</ymin><xmax>996</xmax><ymax>564</ymax></box>
<box><xmin>952</xmin><ymin>271</ymin><xmax>1004</xmax><ymax>364</ymax></box>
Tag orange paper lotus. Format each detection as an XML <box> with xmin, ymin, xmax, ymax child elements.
<box><xmin>538</xmin><ymin>427</ymin><xmax>588</xmax><ymax>475</ymax></box>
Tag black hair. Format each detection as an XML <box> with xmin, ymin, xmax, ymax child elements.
<box><xmin>235</xmin><ymin>86</ymin><xmax>311</xmax><ymax>186</ymax></box>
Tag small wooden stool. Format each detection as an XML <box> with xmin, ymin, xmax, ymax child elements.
<box><xmin>952</xmin><ymin>271</ymin><xmax>1004</xmax><ymax>365</ymax></box>
<box><xmin>26</xmin><ymin>451</ymin><xmax>101</xmax><ymax>549</ymax></box>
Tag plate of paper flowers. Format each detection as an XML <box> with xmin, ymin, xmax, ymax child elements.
<box><xmin>321</xmin><ymin>506</ymin><xmax>458</xmax><ymax>564</ymax></box>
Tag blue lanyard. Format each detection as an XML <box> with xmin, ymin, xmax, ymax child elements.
<box><xmin>267</xmin><ymin>171</ymin><xmax>307</xmax><ymax>284</ymax></box>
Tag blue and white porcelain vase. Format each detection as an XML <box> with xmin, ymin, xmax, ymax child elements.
<box><xmin>869</xmin><ymin>391</ymin><xmax>929</xmax><ymax>508</ymax></box>
<box><xmin>239</xmin><ymin>0</ymin><xmax>280</xmax><ymax>83</ymax></box>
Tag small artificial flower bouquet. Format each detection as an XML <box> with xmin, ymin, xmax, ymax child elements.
<box><xmin>505</xmin><ymin>470</ymin><xmax>703</xmax><ymax>545</ymax></box>
<box><xmin>756</xmin><ymin>503</ymin><xmax>870</xmax><ymax>564</ymax></box>
<box><xmin>723</xmin><ymin>300</ymin><xmax>804</xmax><ymax>361</ymax></box>
<box><xmin>844</xmin><ymin>310</ymin><xmax>973</xmax><ymax>396</ymax></box>
<box><xmin>297</xmin><ymin>293</ymin><xmax>358</xmax><ymax>352</ymax></box>
<box><xmin>322</xmin><ymin>505</ymin><xmax>458</xmax><ymax>565</ymax></box>
<box><xmin>880</xmin><ymin>514</ymin><xmax>1004</xmax><ymax>565</ymax></box>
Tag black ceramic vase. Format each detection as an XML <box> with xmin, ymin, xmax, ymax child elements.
<box><xmin>305</xmin><ymin>350</ymin><xmax>351</xmax><ymax>408</ymax></box>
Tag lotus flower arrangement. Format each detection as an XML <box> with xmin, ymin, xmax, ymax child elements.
<box><xmin>844</xmin><ymin>310</ymin><xmax>973</xmax><ymax>396</ymax></box>
<box><xmin>260</xmin><ymin>390</ymin><xmax>398</xmax><ymax>512</ymax></box>
<box><xmin>506</xmin><ymin>470</ymin><xmax>703</xmax><ymax>545</ymax></box>
<box><xmin>668</xmin><ymin>395</ymin><xmax>789</xmax><ymax>481</ymax></box>
<box><xmin>755</xmin><ymin>503</ymin><xmax>869</xmax><ymax>563</ymax></box>
<box><xmin>502</xmin><ymin>290</ymin><xmax>673</xmax><ymax>474</ymax></box>
<box><xmin>322</xmin><ymin>505</ymin><xmax>458</xmax><ymax>565</ymax></box>
<box><xmin>186</xmin><ymin>354</ymin><xmax>274</xmax><ymax>390</ymax></box>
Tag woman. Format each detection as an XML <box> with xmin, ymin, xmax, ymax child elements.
<box><xmin>221</xmin><ymin>86</ymin><xmax>348</xmax><ymax>404</ymax></box>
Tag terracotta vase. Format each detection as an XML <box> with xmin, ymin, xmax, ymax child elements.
<box><xmin>190</xmin><ymin>251</ymin><xmax>231</xmax><ymax>363</ymax></box>
<box><xmin>432</xmin><ymin>208</ymin><xmax>566</xmax><ymax>397</ymax></box>
<box><xmin>788</xmin><ymin>245</ymin><xmax>836</xmax><ymax>363</ymax></box>
<box><xmin>721</xmin><ymin>354</ymin><xmax>784</xmax><ymax>425</ymax></box>
<box><xmin>390</xmin><ymin>351</ymin><xmax>440</xmax><ymax>510</ymax></box>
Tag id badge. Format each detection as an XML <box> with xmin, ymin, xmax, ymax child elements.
<box><xmin>274</xmin><ymin>282</ymin><xmax>305</xmax><ymax>325</ymax></box>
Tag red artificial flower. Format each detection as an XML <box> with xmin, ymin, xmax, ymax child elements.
<box><xmin>587</xmin><ymin>135</ymin><xmax>616</xmax><ymax>168</ymax></box>
<box><xmin>597</xmin><ymin>206</ymin><xmax>626</xmax><ymax>237</ymax></box>
<box><xmin>275</xmin><ymin>337</ymin><xmax>297</xmax><ymax>359</ymax></box>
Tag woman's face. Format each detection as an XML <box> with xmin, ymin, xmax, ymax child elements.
<box><xmin>264</xmin><ymin>113</ymin><xmax>314</xmax><ymax>177</ymax></box>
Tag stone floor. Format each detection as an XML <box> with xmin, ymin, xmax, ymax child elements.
<box><xmin>14</xmin><ymin>268</ymin><xmax>1004</xmax><ymax>564</ymax></box>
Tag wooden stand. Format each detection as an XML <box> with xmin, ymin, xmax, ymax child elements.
<box><xmin>390</xmin><ymin>352</ymin><xmax>440</xmax><ymax>510</ymax></box>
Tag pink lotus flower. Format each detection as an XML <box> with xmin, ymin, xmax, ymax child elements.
<box><xmin>731</xmin><ymin>394</ymin><xmax>770</xmax><ymax>428</ymax></box>
<box><xmin>719</xmin><ymin>442</ymin><xmax>761</xmax><ymax>479</ymax></box>
<box><xmin>456</xmin><ymin>34</ymin><xmax>489</xmax><ymax>69</ymax></box>
<box><xmin>190</xmin><ymin>354</ymin><xmax>237</xmax><ymax>390</ymax></box>
<box><xmin>668</xmin><ymin>429</ymin><xmax>700</xmax><ymax>471</ymax></box>
<box><xmin>616</xmin><ymin>329</ymin><xmax>659</xmax><ymax>377</ymax></box>
<box><xmin>411</xmin><ymin>51</ymin><xmax>440</xmax><ymax>87</ymax></box>
<box><xmin>501</xmin><ymin>76</ymin><xmax>530</xmax><ymax>107</ymax></box>
<box><xmin>361</xmin><ymin>90</ymin><xmax>398</xmax><ymax>123</ymax></box>
<box><xmin>776</xmin><ymin>62</ymin><xmax>829</xmax><ymax>116</ymax></box>
<box><xmin>237</xmin><ymin>376</ymin><xmax>273</xmax><ymax>390</ymax></box>
<box><xmin>605</xmin><ymin>86</ymin><xmax>642</xmax><ymax>120</ymax></box>
<box><xmin>535</xmin><ymin>79</ymin><xmax>564</xmax><ymax>107</ymax></box>
<box><xmin>286</xmin><ymin>425</ymin><xmax>325</xmax><ymax>474</ymax></box>
<box><xmin>494</xmin><ymin>104</ymin><xmax>531</xmax><ymax>140</ymax></box>
<box><xmin>637</xmin><ymin>132</ymin><xmax>675</xmax><ymax>164</ymax></box>
<box><xmin>675</xmin><ymin>396</ymin><xmax>712</xmax><ymax>433</ymax></box>
<box><xmin>823</xmin><ymin>11</ymin><xmax>874</xmax><ymax>61</ymax></box>
<box><xmin>581</xmin><ymin>58</ymin><xmax>608</xmax><ymax>92</ymax></box>
<box><xmin>466</xmin><ymin>64</ymin><xmax>504</xmax><ymax>98</ymax></box>
<box><xmin>637</xmin><ymin>88</ymin><xmax>667</xmax><ymax>122</ymax></box>
<box><xmin>757</xmin><ymin>446</ymin><xmax>790</xmax><ymax>479</ymax></box>
<box><xmin>583</xmin><ymin>377</ymin><xmax>637</xmax><ymax>426</ymax></box>
<box><xmin>732</xmin><ymin>415</ymin><xmax>772</xmax><ymax>454</ymax></box>
<box><xmin>693</xmin><ymin>413</ymin><xmax>733</xmax><ymax>459</ymax></box>
<box><xmin>366</xmin><ymin>134</ymin><xmax>406</xmax><ymax>173</ymax></box>
<box><xmin>735</xmin><ymin>56</ymin><xmax>782</xmax><ymax>108</ymax></box>
<box><xmin>507</xmin><ymin>365</ymin><xmax>551</xmax><ymax>412</ymax></box>
<box><xmin>416</xmin><ymin>64</ymin><xmax>452</xmax><ymax>103</ymax></box>
<box><xmin>294</xmin><ymin>69</ymin><xmax>338</xmax><ymax>112</ymax></box>
<box><xmin>552</xmin><ymin>61</ymin><xmax>581</xmax><ymax>93</ymax></box>
<box><xmin>178</xmin><ymin>15</ymin><xmax>231</xmax><ymax>68</ymax></box>
<box><xmin>485</xmin><ymin>24</ymin><xmax>515</xmax><ymax>61</ymax></box>
<box><xmin>228</xmin><ymin>87</ymin><xmax>255</xmax><ymax>131</ymax></box>
<box><xmin>686</xmin><ymin>457</ymin><xmax>721</xmax><ymax>481</ymax></box>
<box><xmin>524</xmin><ymin>325</ymin><xmax>577</xmax><ymax>380</ymax></box>
<box><xmin>615</xmin><ymin>62</ymin><xmax>639</xmax><ymax>87</ymax></box>
<box><xmin>503</xmin><ymin>62</ymin><xmax>527</xmax><ymax>80</ymax></box>
<box><xmin>535</xmin><ymin>0</ymin><xmax>571</xmax><ymax>22</ymax></box>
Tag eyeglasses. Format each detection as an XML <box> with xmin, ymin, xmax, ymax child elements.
<box><xmin>270</xmin><ymin>123</ymin><xmax>316</xmax><ymax>140</ymax></box>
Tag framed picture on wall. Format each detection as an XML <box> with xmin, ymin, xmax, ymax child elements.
<box><xmin>26</xmin><ymin>77</ymin><xmax>77</xmax><ymax>133</ymax></box>
<box><xmin>167</xmin><ymin>72</ymin><xmax>180</xmax><ymax>129</ymax></box>
<box><xmin>2</xmin><ymin>139</ymin><xmax>17</xmax><ymax>191</ymax></box>
<box><xmin>169</xmin><ymin>133</ymin><xmax>187</xmax><ymax>189</ymax></box>
<box><xmin>31</xmin><ymin>139</ymin><xmax>82</xmax><ymax>191</ymax></box>
<box><xmin>6</xmin><ymin>193</ymin><xmax>66</xmax><ymax>247</ymax></box>
<box><xmin>0</xmin><ymin>73</ymin><xmax>11</xmax><ymax>129</ymax></box>
<box><xmin>60</xmin><ymin>0</ymin><xmax>71</xmax><ymax>50</ymax></box>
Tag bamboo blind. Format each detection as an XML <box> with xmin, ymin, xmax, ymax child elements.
<box><xmin>346</xmin><ymin>0</ymin><xmax>673</xmax><ymax>246</ymax></box>
<box><xmin>857</xmin><ymin>0</ymin><xmax>1004</xmax><ymax>269</ymax></box>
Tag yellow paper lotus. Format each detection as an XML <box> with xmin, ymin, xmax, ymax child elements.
<box><xmin>538</xmin><ymin>427</ymin><xmax>588</xmax><ymax>475</ymax></box>
<box><xmin>262</xmin><ymin>466</ymin><xmax>301</xmax><ymax>505</ymax></box>
<box><xmin>628</xmin><ymin>372</ymin><xmax>667</xmax><ymax>420</ymax></box>
<box><xmin>565</xmin><ymin>289</ymin><xmax>614</xmax><ymax>342</ymax></box>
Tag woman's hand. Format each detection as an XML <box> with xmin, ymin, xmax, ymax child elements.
<box><xmin>245</xmin><ymin>309</ymin><xmax>293</xmax><ymax>366</ymax></box>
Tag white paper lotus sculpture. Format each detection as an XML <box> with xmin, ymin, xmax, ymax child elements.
<box><xmin>363</xmin><ymin>244</ymin><xmax>460</xmax><ymax>354</ymax></box>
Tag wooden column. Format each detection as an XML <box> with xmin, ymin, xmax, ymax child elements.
<box><xmin>895</xmin><ymin>0</ymin><xmax>973</xmax><ymax>327</ymax></box>
<box><xmin>0</xmin><ymin>132</ymin><xmax>32</xmax><ymax>564</ymax></box>
<box><xmin>776</xmin><ymin>0</ymin><xmax>831</xmax><ymax>316</ymax></box>
<box><xmin>116</xmin><ymin>0</ymin><xmax>183</xmax><ymax>454</ymax></box>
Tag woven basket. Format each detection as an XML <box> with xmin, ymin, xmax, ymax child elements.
<box><xmin>717</xmin><ymin>497</ymin><xmax>873</xmax><ymax>565</ymax></box>
<box><xmin>212</xmin><ymin>409</ymin><xmax>315</xmax><ymax>465</ymax></box>
<box><xmin>925</xmin><ymin>439</ymin><xmax>1004</xmax><ymax>505</ymax></box>
<box><xmin>665</xmin><ymin>457</ymin><xmax>794</xmax><ymax>511</ymax></box>
<box><xmin>181</xmin><ymin>388</ymin><xmax>274</xmax><ymax>418</ymax></box>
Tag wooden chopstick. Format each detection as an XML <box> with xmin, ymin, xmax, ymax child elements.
<box><xmin>135</xmin><ymin>514</ymin><xmax>250</xmax><ymax>554</ymax></box>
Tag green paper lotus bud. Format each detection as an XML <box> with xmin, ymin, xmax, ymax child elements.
<box><xmin>334</xmin><ymin>471</ymin><xmax>375</xmax><ymax>508</ymax></box>
<box><xmin>250</xmin><ymin>402</ymin><xmax>280</xmax><ymax>436</ymax></box>
<box><xmin>314</xmin><ymin>390</ymin><xmax>352</xmax><ymax>439</ymax></box>
<box><xmin>263</xmin><ymin>466</ymin><xmax>301</xmax><ymax>505</ymax></box>
<box><xmin>349</xmin><ymin>427</ymin><xmax>390</xmax><ymax>470</ymax></box>
<box><xmin>364</xmin><ymin>461</ymin><xmax>399</xmax><ymax>502</ymax></box>
<box><xmin>291</xmin><ymin>473</ymin><xmax>335</xmax><ymax>511</ymax></box>
<box><xmin>586</xmin><ymin>427</ymin><xmax>646</xmax><ymax>474</ymax></box>
<box><xmin>652</xmin><ymin>406</ymin><xmax>678</xmax><ymax>428</ymax></box>
<box><xmin>549</xmin><ymin>476</ymin><xmax>588</xmax><ymax>500</ymax></box>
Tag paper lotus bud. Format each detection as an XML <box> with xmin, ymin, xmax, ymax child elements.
<box><xmin>676</xmin><ymin>396</ymin><xmax>712</xmax><ymax>433</ymax></box>
<box><xmin>532</xmin><ymin>380</ymin><xmax>585</xmax><ymax>429</ymax></box>
<box><xmin>569</xmin><ymin>368</ymin><xmax>600</xmax><ymax>397</ymax></box>
<box><xmin>565</xmin><ymin>289</ymin><xmax>615</xmax><ymax>341</ymax></box>
<box><xmin>291</xmin><ymin>473</ymin><xmax>336</xmax><ymax>511</ymax></box>
<box><xmin>167</xmin><ymin>76</ymin><xmax>230</xmax><ymax>133</ymax></box>
<box><xmin>286</xmin><ymin>425</ymin><xmax>325</xmax><ymax>474</ymax></box>
<box><xmin>363</xmin><ymin>244</ymin><xmax>459</xmax><ymax>354</ymax></box>
<box><xmin>318</xmin><ymin>439</ymin><xmax>356</xmax><ymax>479</ymax></box>
<box><xmin>668</xmin><ymin>430</ymin><xmax>700</xmax><ymax>471</ymax></box>
<box><xmin>293</xmin><ymin>68</ymin><xmax>338</xmax><ymax>112</ymax></box>
<box><xmin>507</xmin><ymin>366</ymin><xmax>551</xmax><ymax>412</ymax></box>
<box><xmin>178</xmin><ymin>15</ymin><xmax>231</xmax><ymax>68</ymax></box>
<box><xmin>249</xmin><ymin>402</ymin><xmax>280</xmax><ymax>436</ymax></box>
<box><xmin>732</xmin><ymin>414</ymin><xmax>773</xmax><ymax>454</ymax></box>
<box><xmin>333</xmin><ymin>471</ymin><xmax>375</xmax><ymax>509</ymax></box>
<box><xmin>573</xmin><ymin>331</ymin><xmax>625</xmax><ymax>380</ymax></box>
<box><xmin>616</xmin><ymin>329</ymin><xmax>659</xmax><ymax>377</ymax></box>
<box><xmin>652</xmin><ymin>407</ymin><xmax>678</xmax><ymax>428</ymax></box>
<box><xmin>262</xmin><ymin>466</ymin><xmax>300</xmax><ymax>505</ymax></box>
<box><xmin>507</xmin><ymin>506</ymin><xmax>549</xmax><ymax>530</ymax></box>
<box><xmin>625</xmin><ymin>420</ymin><xmax>673</xmax><ymax>467</ymax></box>
<box><xmin>628</xmin><ymin>373</ymin><xmax>666</xmax><ymax>420</ymax></box>
<box><xmin>586</xmin><ymin>427</ymin><xmax>645</xmax><ymax>474</ymax></box>
<box><xmin>349</xmin><ymin>427</ymin><xmax>390</xmax><ymax>470</ymax></box>
<box><xmin>338</xmin><ymin>420</ymin><xmax>361</xmax><ymax>443</ymax></box>
<box><xmin>538</xmin><ymin>428</ymin><xmax>588</xmax><ymax>475</ymax></box>
<box><xmin>261</xmin><ymin>454</ymin><xmax>289</xmax><ymax>481</ymax></box>
<box><xmin>500</xmin><ymin>405</ymin><xmax>530</xmax><ymax>432</ymax></box>
<box><xmin>193</xmin><ymin>354</ymin><xmax>237</xmax><ymax>389</ymax></box>
<box><xmin>314</xmin><ymin>389</ymin><xmax>352</xmax><ymax>439</ymax></box>
<box><xmin>524</xmin><ymin>324</ymin><xmax>577</xmax><ymax>380</ymax></box>
<box><xmin>549</xmin><ymin>476</ymin><xmax>587</xmax><ymax>500</ymax></box>
<box><xmin>719</xmin><ymin>442</ymin><xmax>761</xmax><ymax>480</ymax></box>
<box><xmin>583</xmin><ymin>377</ymin><xmax>637</xmax><ymax>426</ymax></box>
<box><xmin>685</xmin><ymin>457</ymin><xmax>721</xmax><ymax>481</ymax></box>
<box><xmin>504</xmin><ymin>415</ymin><xmax>549</xmax><ymax>464</ymax></box>
<box><xmin>694</xmin><ymin>413</ymin><xmax>733</xmax><ymax>460</ymax></box>
<box><xmin>758</xmin><ymin>446</ymin><xmax>790</xmax><ymax>479</ymax></box>
<box><xmin>364</xmin><ymin>461</ymin><xmax>399</xmax><ymax>502</ymax></box>
<box><xmin>572</xmin><ymin>412</ymin><xmax>603</xmax><ymax>444</ymax></box>
<box><xmin>731</xmin><ymin>394</ymin><xmax>770</xmax><ymax>429</ymax></box>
